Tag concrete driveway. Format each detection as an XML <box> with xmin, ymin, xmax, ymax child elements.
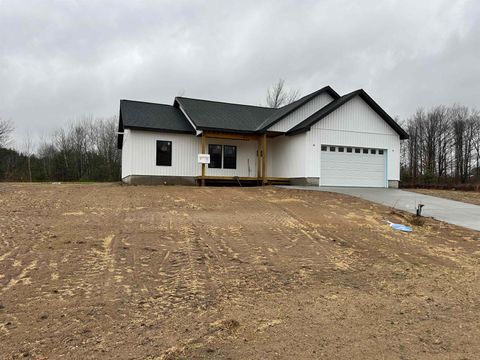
<box><xmin>281</xmin><ymin>186</ymin><xmax>480</xmax><ymax>231</ymax></box>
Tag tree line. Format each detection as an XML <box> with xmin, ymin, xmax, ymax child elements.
<box><xmin>0</xmin><ymin>116</ymin><xmax>120</xmax><ymax>182</ymax></box>
<box><xmin>2</xmin><ymin>81</ymin><xmax>479</xmax><ymax>187</ymax></box>
<box><xmin>400</xmin><ymin>105</ymin><xmax>480</xmax><ymax>187</ymax></box>
<box><xmin>1</xmin><ymin>79</ymin><xmax>299</xmax><ymax>183</ymax></box>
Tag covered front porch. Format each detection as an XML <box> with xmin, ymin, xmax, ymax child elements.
<box><xmin>195</xmin><ymin>130</ymin><xmax>288</xmax><ymax>186</ymax></box>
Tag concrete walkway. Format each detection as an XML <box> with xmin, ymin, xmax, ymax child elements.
<box><xmin>280</xmin><ymin>186</ymin><xmax>480</xmax><ymax>231</ymax></box>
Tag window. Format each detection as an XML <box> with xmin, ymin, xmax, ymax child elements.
<box><xmin>363</xmin><ymin>148</ymin><xmax>368</xmax><ymax>154</ymax></box>
<box><xmin>355</xmin><ymin>148</ymin><xmax>361</xmax><ymax>153</ymax></box>
<box><xmin>338</xmin><ymin>147</ymin><xmax>344</xmax><ymax>152</ymax></box>
<box><xmin>208</xmin><ymin>144</ymin><xmax>222</xmax><ymax>168</ymax></box>
<box><xmin>321</xmin><ymin>145</ymin><xmax>327</xmax><ymax>151</ymax></box>
<box><xmin>371</xmin><ymin>149</ymin><xmax>376</xmax><ymax>155</ymax></box>
<box><xmin>223</xmin><ymin>145</ymin><xmax>237</xmax><ymax>169</ymax></box>
<box><xmin>330</xmin><ymin>146</ymin><xmax>336</xmax><ymax>152</ymax></box>
<box><xmin>378</xmin><ymin>149</ymin><xmax>384</xmax><ymax>155</ymax></box>
<box><xmin>347</xmin><ymin>147</ymin><xmax>352</xmax><ymax>153</ymax></box>
<box><xmin>156</xmin><ymin>140</ymin><xmax>172</xmax><ymax>166</ymax></box>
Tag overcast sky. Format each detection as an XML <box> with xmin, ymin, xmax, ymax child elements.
<box><xmin>1</xmin><ymin>0</ymin><xmax>479</xmax><ymax>148</ymax></box>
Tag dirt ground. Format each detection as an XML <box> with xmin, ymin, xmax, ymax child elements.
<box><xmin>1</xmin><ymin>183</ymin><xmax>480</xmax><ymax>360</ymax></box>
<box><xmin>407</xmin><ymin>188</ymin><xmax>480</xmax><ymax>206</ymax></box>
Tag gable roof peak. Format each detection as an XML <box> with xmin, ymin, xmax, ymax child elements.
<box><xmin>286</xmin><ymin>88</ymin><xmax>409</xmax><ymax>139</ymax></box>
<box><xmin>255</xmin><ymin>85</ymin><xmax>340</xmax><ymax>131</ymax></box>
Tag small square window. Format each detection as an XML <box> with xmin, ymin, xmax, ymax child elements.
<box><xmin>321</xmin><ymin>145</ymin><xmax>327</xmax><ymax>151</ymax></box>
<box><xmin>371</xmin><ymin>149</ymin><xmax>376</xmax><ymax>155</ymax></box>
<box><xmin>347</xmin><ymin>147</ymin><xmax>352</xmax><ymax>153</ymax></box>
<box><xmin>378</xmin><ymin>149</ymin><xmax>384</xmax><ymax>155</ymax></box>
<box><xmin>355</xmin><ymin>148</ymin><xmax>361</xmax><ymax>153</ymax></box>
<box><xmin>330</xmin><ymin>146</ymin><xmax>336</xmax><ymax>152</ymax></box>
<box><xmin>363</xmin><ymin>148</ymin><xmax>368</xmax><ymax>154</ymax></box>
<box><xmin>338</xmin><ymin>147</ymin><xmax>344</xmax><ymax>152</ymax></box>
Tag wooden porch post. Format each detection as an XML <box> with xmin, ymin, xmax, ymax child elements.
<box><xmin>257</xmin><ymin>136</ymin><xmax>261</xmax><ymax>181</ymax></box>
<box><xmin>262</xmin><ymin>133</ymin><xmax>267</xmax><ymax>185</ymax></box>
<box><xmin>201</xmin><ymin>132</ymin><xmax>206</xmax><ymax>186</ymax></box>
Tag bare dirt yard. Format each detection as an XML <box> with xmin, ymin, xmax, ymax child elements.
<box><xmin>407</xmin><ymin>188</ymin><xmax>480</xmax><ymax>206</ymax></box>
<box><xmin>1</xmin><ymin>183</ymin><xmax>480</xmax><ymax>359</ymax></box>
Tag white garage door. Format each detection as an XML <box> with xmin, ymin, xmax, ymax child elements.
<box><xmin>320</xmin><ymin>145</ymin><xmax>386</xmax><ymax>187</ymax></box>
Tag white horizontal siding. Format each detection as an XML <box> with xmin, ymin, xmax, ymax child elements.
<box><xmin>268</xmin><ymin>92</ymin><xmax>334</xmax><ymax>132</ymax></box>
<box><xmin>307</xmin><ymin>95</ymin><xmax>401</xmax><ymax>181</ymax></box>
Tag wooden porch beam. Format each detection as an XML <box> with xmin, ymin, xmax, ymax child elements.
<box><xmin>203</xmin><ymin>131</ymin><xmax>258</xmax><ymax>141</ymax></box>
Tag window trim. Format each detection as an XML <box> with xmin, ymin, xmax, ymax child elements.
<box><xmin>156</xmin><ymin>140</ymin><xmax>172</xmax><ymax>167</ymax></box>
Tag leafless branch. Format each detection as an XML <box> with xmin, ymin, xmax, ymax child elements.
<box><xmin>0</xmin><ymin>118</ymin><xmax>14</xmax><ymax>147</ymax></box>
<box><xmin>265</xmin><ymin>79</ymin><xmax>301</xmax><ymax>108</ymax></box>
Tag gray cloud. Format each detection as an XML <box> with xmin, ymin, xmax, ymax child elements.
<box><xmin>1</xmin><ymin>0</ymin><xmax>479</xmax><ymax>148</ymax></box>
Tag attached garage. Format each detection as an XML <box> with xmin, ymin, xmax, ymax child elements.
<box><xmin>320</xmin><ymin>145</ymin><xmax>387</xmax><ymax>187</ymax></box>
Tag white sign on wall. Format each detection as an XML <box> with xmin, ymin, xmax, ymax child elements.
<box><xmin>198</xmin><ymin>154</ymin><xmax>210</xmax><ymax>164</ymax></box>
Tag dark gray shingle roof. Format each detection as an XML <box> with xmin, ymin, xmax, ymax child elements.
<box><xmin>117</xmin><ymin>87</ymin><xmax>408</xmax><ymax>143</ymax></box>
<box><xmin>119</xmin><ymin>100</ymin><xmax>195</xmax><ymax>133</ymax></box>
<box><xmin>174</xmin><ymin>97</ymin><xmax>276</xmax><ymax>133</ymax></box>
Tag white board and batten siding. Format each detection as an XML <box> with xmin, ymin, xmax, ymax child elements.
<box><xmin>267</xmin><ymin>133</ymin><xmax>307</xmax><ymax>178</ymax></box>
<box><xmin>267</xmin><ymin>92</ymin><xmax>334</xmax><ymax>132</ymax></box>
<box><xmin>121</xmin><ymin>129</ymin><xmax>200</xmax><ymax>179</ymax></box>
<box><xmin>267</xmin><ymin>95</ymin><xmax>400</xmax><ymax>185</ymax></box>
<box><xmin>121</xmin><ymin>94</ymin><xmax>401</xmax><ymax>187</ymax></box>
<box><xmin>121</xmin><ymin>129</ymin><xmax>259</xmax><ymax>179</ymax></box>
<box><xmin>306</xmin><ymin>95</ymin><xmax>400</xmax><ymax>184</ymax></box>
<box><xmin>204</xmin><ymin>138</ymin><xmax>258</xmax><ymax>178</ymax></box>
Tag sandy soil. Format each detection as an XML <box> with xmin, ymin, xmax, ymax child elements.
<box><xmin>0</xmin><ymin>183</ymin><xmax>479</xmax><ymax>359</ymax></box>
<box><xmin>407</xmin><ymin>188</ymin><xmax>480</xmax><ymax>206</ymax></box>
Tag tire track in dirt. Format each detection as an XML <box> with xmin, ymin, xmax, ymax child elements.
<box><xmin>245</xmin><ymin>191</ymin><xmax>336</xmax><ymax>279</ymax></box>
<box><xmin>1</xmin><ymin>259</ymin><xmax>38</xmax><ymax>293</ymax></box>
<box><xmin>2</xmin><ymin>184</ymin><xmax>480</xmax><ymax>359</ymax></box>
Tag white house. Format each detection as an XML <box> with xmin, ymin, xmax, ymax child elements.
<box><xmin>117</xmin><ymin>86</ymin><xmax>408</xmax><ymax>187</ymax></box>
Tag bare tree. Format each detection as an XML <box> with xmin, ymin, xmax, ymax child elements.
<box><xmin>473</xmin><ymin>110</ymin><xmax>480</xmax><ymax>177</ymax></box>
<box><xmin>0</xmin><ymin>118</ymin><xmax>14</xmax><ymax>147</ymax></box>
<box><xmin>22</xmin><ymin>131</ymin><xmax>34</xmax><ymax>182</ymax></box>
<box><xmin>1</xmin><ymin>114</ymin><xmax>121</xmax><ymax>182</ymax></box>
<box><xmin>54</xmin><ymin>127</ymin><xmax>70</xmax><ymax>174</ymax></box>
<box><xmin>401</xmin><ymin>104</ymin><xmax>480</xmax><ymax>186</ymax></box>
<box><xmin>265</xmin><ymin>79</ymin><xmax>301</xmax><ymax>108</ymax></box>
